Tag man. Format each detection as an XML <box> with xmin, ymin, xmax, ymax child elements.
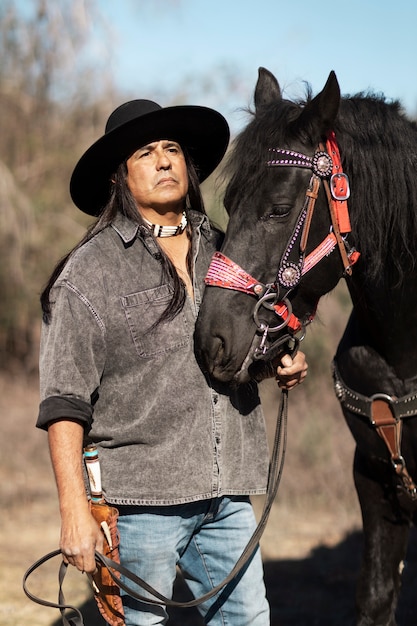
<box><xmin>37</xmin><ymin>99</ymin><xmax>308</xmax><ymax>625</ymax></box>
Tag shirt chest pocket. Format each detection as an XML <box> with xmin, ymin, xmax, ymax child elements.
<box><xmin>121</xmin><ymin>284</ymin><xmax>190</xmax><ymax>358</ymax></box>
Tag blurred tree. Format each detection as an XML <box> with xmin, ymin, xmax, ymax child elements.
<box><xmin>0</xmin><ymin>0</ymin><xmax>115</xmax><ymax>373</ymax></box>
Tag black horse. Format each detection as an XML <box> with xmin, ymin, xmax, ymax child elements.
<box><xmin>194</xmin><ymin>68</ymin><xmax>417</xmax><ymax>625</ymax></box>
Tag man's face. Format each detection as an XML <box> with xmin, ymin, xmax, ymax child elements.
<box><xmin>126</xmin><ymin>139</ymin><xmax>189</xmax><ymax>215</ymax></box>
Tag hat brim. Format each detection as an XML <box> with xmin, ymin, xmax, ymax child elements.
<box><xmin>70</xmin><ymin>105</ymin><xmax>230</xmax><ymax>216</ymax></box>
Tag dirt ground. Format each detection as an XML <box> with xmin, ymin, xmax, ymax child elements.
<box><xmin>2</xmin><ymin>373</ymin><xmax>417</xmax><ymax>626</ymax></box>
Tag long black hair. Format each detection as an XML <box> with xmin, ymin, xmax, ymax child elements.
<box><xmin>41</xmin><ymin>148</ymin><xmax>205</xmax><ymax>324</ymax></box>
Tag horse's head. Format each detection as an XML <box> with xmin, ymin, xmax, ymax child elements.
<box><xmin>195</xmin><ymin>68</ymin><xmax>358</xmax><ymax>384</ymax></box>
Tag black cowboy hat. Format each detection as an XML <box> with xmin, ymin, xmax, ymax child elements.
<box><xmin>69</xmin><ymin>99</ymin><xmax>230</xmax><ymax>216</ymax></box>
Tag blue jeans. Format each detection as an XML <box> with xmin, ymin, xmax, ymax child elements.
<box><xmin>117</xmin><ymin>496</ymin><xmax>270</xmax><ymax>625</ymax></box>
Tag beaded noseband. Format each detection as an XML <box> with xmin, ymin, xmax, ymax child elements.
<box><xmin>205</xmin><ymin>131</ymin><xmax>359</xmax><ymax>360</ymax></box>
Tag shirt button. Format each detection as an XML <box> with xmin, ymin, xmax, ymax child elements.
<box><xmin>213</xmin><ymin>394</ymin><xmax>219</xmax><ymax>404</ymax></box>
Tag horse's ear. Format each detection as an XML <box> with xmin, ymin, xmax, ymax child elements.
<box><xmin>254</xmin><ymin>67</ymin><xmax>282</xmax><ymax>110</ymax></box>
<box><xmin>293</xmin><ymin>71</ymin><xmax>340</xmax><ymax>137</ymax></box>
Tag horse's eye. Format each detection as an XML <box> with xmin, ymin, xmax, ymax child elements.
<box><xmin>268</xmin><ymin>204</ymin><xmax>291</xmax><ymax>219</ymax></box>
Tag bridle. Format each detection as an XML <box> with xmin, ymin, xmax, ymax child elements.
<box><xmin>205</xmin><ymin>130</ymin><xmax>360</xmax><ymax>361</ymax></box>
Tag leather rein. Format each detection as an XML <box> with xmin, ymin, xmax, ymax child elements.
<box><xmin>205</xmin><ymin>131</ymin><xmax>359</xmax><ymax>361</ymax></box>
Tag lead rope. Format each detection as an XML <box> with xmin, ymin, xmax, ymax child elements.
<box><xmin>22</xmin><ymin>555</ymin><xmax>84</xmax><ymax>625</ymax></box>
<box><xmin>23</xmin><ymin>391</ymin><xmax>288</xmax><ymax>617</ymax></box>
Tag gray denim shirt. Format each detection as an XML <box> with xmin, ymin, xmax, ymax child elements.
<box><xmin>37</xmin><ymin>211</ymin><xmax>269</xmax><ymax>505</ymax></box>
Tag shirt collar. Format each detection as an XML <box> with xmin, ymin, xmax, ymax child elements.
<box><xmin>190</xmin><ymin>210</ymin><xmax>211</xmax><ymax>236</ymax></box>
<box><xmin>111</xmin><ymin>213</ymin><xmax>141</xmax><ymax>244</ymax></box>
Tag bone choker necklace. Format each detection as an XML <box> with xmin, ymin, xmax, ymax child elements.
<box><xmin>142</xmin><ymin>212</ymin><xmax>187</xmax><ymax>237</ymax></box>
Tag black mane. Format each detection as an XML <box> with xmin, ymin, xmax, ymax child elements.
<box><xmin>224</xmin><ymin>95</ymin><xmax>310</xmax><ymax>209</ymax></box>
<box><xmin>336</xmin><ymin>94</ymin><xmax>417</xmax><ymax>284</ymax></box>
<box><xmin>225</xmin><ymin>88</ymin><xmax>417</xmax><ymax>286</ymax></box>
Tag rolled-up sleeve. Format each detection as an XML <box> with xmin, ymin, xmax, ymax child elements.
<box><xmin>37</xmin><ymin>395</ymin><xmax>94</xmax><ymax>430</ymax></box>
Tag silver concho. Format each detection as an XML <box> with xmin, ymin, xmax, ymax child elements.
<box><xmin>333</xmin><ymin>379</ymin><xmax>346</xmax><ymax>402</ymax></box>
<box><xmin>278</xmin><ymin>263</ymin><xmax>301</xmax><ymax>288</ymax></box>
<box><xmin>312</xmin><ymin>151</ymin><xmax>333</xmax><ymax>178</ymax></box>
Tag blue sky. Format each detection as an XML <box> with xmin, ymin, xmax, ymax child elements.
<box><xmin>93</xmin><ymin>0</ymin><xmax>417</xmax><ymax>134</ymax></box>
